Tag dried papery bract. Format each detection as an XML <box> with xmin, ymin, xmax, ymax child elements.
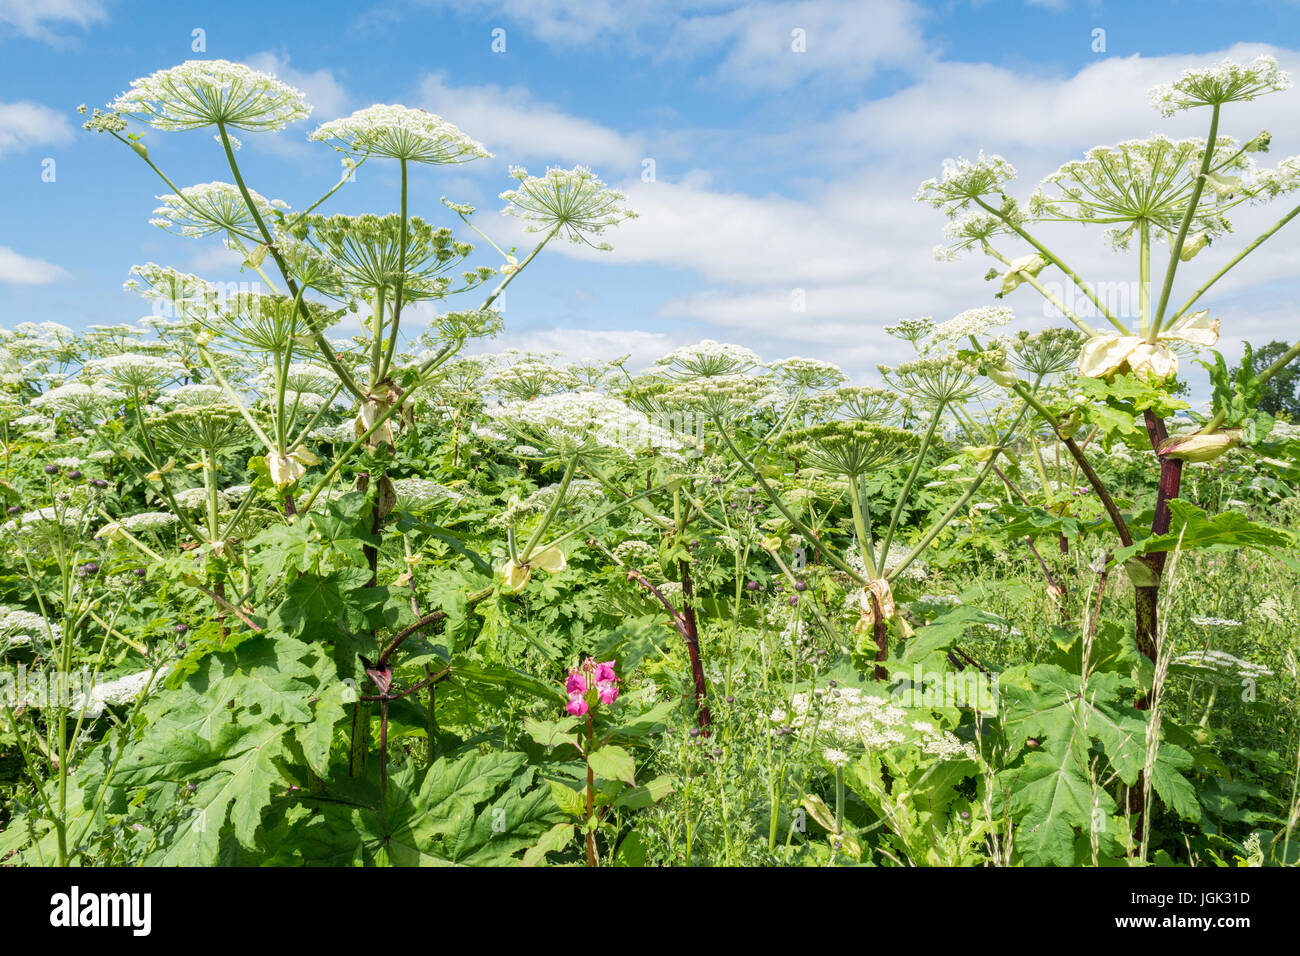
<box><xmin>110</xmin><ymin>60</ymin><xmax>311</xmax><ymax>131</ymax></box>
<box><xmin>500</xmin><ymin>166</ymin><xmax>638</xmax><ymax>248</ymax></box>
<box><xmin>309</xmin><ymin>105</ymin><xmax>492</xmax><ymax>165</ymax></box>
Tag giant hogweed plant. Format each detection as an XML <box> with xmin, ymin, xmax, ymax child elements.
<box><xmin>0</xmin><ymin>59</ymin><xmax>642</xmax><ymax>865</ymax></box>
<box><xmin>919</xmin><ymin>55</ymin><xmax>1300</xmax><ymax>674</ymax></box>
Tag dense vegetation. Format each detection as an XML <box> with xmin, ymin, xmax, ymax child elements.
<box><xmin>2</xmin><ymin>55</ymin><xmax>1300</xmax><ymax>867</ymax></box>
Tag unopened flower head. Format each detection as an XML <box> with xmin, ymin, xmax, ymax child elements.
<box><xmin>884</xmin><ymin>356</ymin><xmax>983</xmax><ymax>407</ymax></box>
<box><xmin>500</xmin><ymin>166</ymin><xmax>637</xmax><ymax>248</ymax></box>
<box><xmin>1149</xmin><ymin>55</ymin><xmax>1292</xmax><ymax>116</ymax></box>
<box><xmin>1006</xmin><ymin>327</ymin><xmax>1084</xmax><ymax>378</ymax></box>
<box><xmin>309</xmin><ymin>105</ymin><xmax>491</xmax><ymax>164</ymax></box>
<box><xmin>786</xmin><ymin>421</ymin><xmax>921</xmax><ymax>478</ymax></box>
<box><xmin>111</xmin><ymin>59</ymin><xmax>311</xmax><ymax>131</ymax></box>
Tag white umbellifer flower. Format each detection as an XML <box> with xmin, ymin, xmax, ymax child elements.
<box><xmin>769</xmin><ymin>357</ymin><xmax>846</xmax><ymax>390</ymax></box>
<box><xmin>488</xmin><ymin>390</ymin><xmax>684</xmax><ymax>461</ymax></box>
<box><xmin>51</xmin><ymin>456</ymin><xmax>83</xmax><ymax>469</ymax></box>
<box><xmin>916</xmin><ymin>152</ymin><xmax>1018</xmax><ymax>215</ymax></box>
<box><xmin>31</xmin><ymin>382</ymin><xmax>127</xmax><ymax>417</ymax></box>
<box><xmin>1149</xmin><ymin>55</ymin><xmax>1292</xmax><ymax>116</ymax></box>
<box><xmin>390</xmin><ymin>477</ymin><xmax>463</xmax><ymax>511</ymax></box>
<box><xmin>72</xmin><ymin>667</ymin><xmax>170</xmax><ymax>718</ymax></box>
<box><xmin>161</xmin><ymin>383</ymin><xmax>226</xmax><ymax>408</ymax></box>
<box><xmin>82</xmin><ymin>353</ymin><xmax>186</xmax><ymax>390</ymax></box>
<box><xmin>1174</xmin><ymin>649</ymin><xmax>1271</xmax><ymax>679</ymax></box>
<box><xmin>926</xmin><ymin>306</ymin><xmax>1014</xmax><ymax>348</ymax></box>
<box><xmin>111</xmin><ymin>59</ymin><xmax>311</xmax><ymax>131</ymax></box>
<box><xmin>1251</xmin><ymin>154</ymin><xmax>1300</xmax><ymax>202</ymax></box>
<box><xmin>309</xmin><ymin>105</ymin><xmax>491</xmax><ymax>164</ymax></box>
<box><xmin>484</xmin><ymin>357</ymin><xmax>581</xmax><ymax>400</ymax></box>
<box><xmin>823</xmin><ymin>747</ymin><xmax>850</xmax><ymax>767</ymax></box>
<box><xmin>151</xmin><ymin>182</ymin><xmax>286</xmax><ymax>238</ymax></box>
<box><xmin>1</xmin><ymin>506</ymin><xmax>86</xmax><ymax>536</ymax></box>
<box><xmin>120</xmin><ymin>511</ymin><xmax>181</xmax><ymax>533</ymax></box>
<box><xmin>11</xmin><ymin>414</ymin><xmax>50</xmax><ymax>428</ymax></box>
<box><xmin>1190</xmin><ymin>616</ymin><xmax>1244</xmax><ymax>628</ymax></box>
<box><xmin>655</xmin><ymin>340</ymin><xmax>762</xmax><ymax>378</ymax></box>
<box><xmin>499</xmin><ymin>166</ymin><xmax>637</xmax><ymax>248</ymax></box>
<box><xmin>772</xmin><ymin>685</ymin><xmax>967</xmax><ymax>755</ymax></box>
<box><xmin>0</xmin><ymin>605</ymin><xmax>62</xmax><ymax>642</ymax></box>
<box><xmin>1077</xmin><ymin>309</ymin><xmax>1220</xmax><ymax>381</ymax></box>
<box><xmin>168</xmin><ymin>487</ymin><xmax>222</xmax><ymax>510</ymax></box>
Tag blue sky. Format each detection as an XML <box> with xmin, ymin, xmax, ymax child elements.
<box><xmin>2</xmin><ymin>0</ymin><xmax>1300</xmax><ymax>382</ymax></box>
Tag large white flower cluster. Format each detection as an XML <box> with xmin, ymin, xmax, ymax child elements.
<box><xmin>112</xmin><ymin>60</ymin><xmax>311</xmax><ymax>131</ymax></box>
<box><xmin>1148</xmin><ymin>55</ymin><xmax>1292</xmax><ymax>116</ymax></box>
<box><xmin>309</xmin><ymin>105</ymin><xmax>491</xmax><ymax>165</ymax></box>
<box><xmin>488</xmin><ymin>390</ymin><xmax>684</xmax><ymax>461</ymax></box>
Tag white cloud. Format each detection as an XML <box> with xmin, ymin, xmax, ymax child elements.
<box><xmin>417</xmin><ymin>73</ymin><xmax>644</xmax><ymax>170</ymax></box>
<box><xmin>0</xmin><ymin>0</ymin><xmax>105</xmax><ymax>41</ymax></box>
<box><xmin>0</xmin><ymin>247</ymin><xmax>68</xmax><ymax>284</ymax></box>
<box><xmin>468</xmin><ymin>328</ymin><xmax>674</xmax><ymax>368</ymax></box>
<box><xmin>0</xmin><ymin>101</ymin><xmax>75</xmax><ymax>155</ymax></box>
<box><xmin>244</xmin><ymin>51</ymin><xmax>350</xmax><ymax>121</ymax></box>
<box><xmin>659</xmin><ymin>0</ymin><xmax>928</xmax><ymax>91</ymax></box>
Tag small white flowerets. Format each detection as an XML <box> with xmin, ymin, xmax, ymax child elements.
<box><xmin>1173</xmin><ymin>649</ymin><xmax>1272</xmax><ymax>680</ymax></box>
<box><xmin>1148</xmin><ymin>55</ymin><xmax>1293</xmax><ymax>116</ymax></box>
<box><xmin>926</xmin><ymin>306</ymin><xmax>1014</xmax><ymax>348</ymax></box>
<box><xmin>151</xmin><ymin>182</ymin><xmax>287</xmax><ymax>238</ymax></box>
<box><xmin>488</xmin><ymin>390</ymin><xmax>684</xmax><ymax>461</ymax></box>
<box><xmin>390</xmin><ymin>477</ymin><xmax>463</xmax><ymax>510</ymax></box>
<box><xmin>916</xmin><ymin>152</ymin><xmax>1018</xmax><ymax>214</ymax></box>
<box><xmin>0</xmin><ymin>605</ymin><xmax>62</xmax><ymax>644</ymax></box>
<box><xmin>31</xmin><ymin>382</ymin><xmax>127</xmax><ymax>416</ymax></box>
<box><xmin>309</xmin><ymin>105</ymin><xmax>491</xmax><ymax>165</ymax></box>
<box><xmin>772</xmin><ymin>685</ymin><xmax>977</xmax><ymax>760</ymax></box>
<box><xmin>111</xmin><ymin>60</ymin><xmax>311</xmax><ymax>131</ymax></box>
<box><xmin>499</xmin><ymin>166</ymin><xmax>637</xmax><ymax>247</ymax></box>
<box><xmin>655</xmin><ymin>340</ymin><xmax>761</xmax><ymax>378</ymax></box>
<box><xmin>82</xmin><ymin>352</ymin><xmax>186</xmax><ymax>390</ymax></box>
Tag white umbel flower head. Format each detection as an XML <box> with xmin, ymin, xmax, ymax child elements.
<box><xmin>916</xmin><ymin>153</ymin><xmax>1018</xmax><ymax>216</ymax></box>
<box><xmin>82</xmin><ymin>353</ymin><xmax>186</xmax><ymax>391</ymax></box>
<box><xmin>1148</xmin><ymin>55</ymin><xmax>1293</xmax><ymax>116</ymax></box>
<box><xmin>309</xmin><ymin>105</ymin><xmax>491</xmax><ymax>164</ymax></box>
<box><xmin>655</xmin><ymin>340</ymin><xmax>761</xmax><ymax>378</ymax></box>
<box><xmin>111</xmin><ymin>60</ymin><xmax>311</xmax><ymax>131</ymax></box>
<box><xmin>488</xmin><ymin>390</ymin><xmax>683</xmax><ymax>461</ymax></box>
<box><xmin>151</xmin><ymin>182</ymin><xmax>286</xmax><ymax>238</ymax></box>
<box><xmin>500</xmin><ymin>166</ymin><xmax>637</xmax><ymax>248</ymax></box>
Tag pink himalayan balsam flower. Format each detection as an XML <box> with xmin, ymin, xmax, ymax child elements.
<box><xmin>593</xmin><ymin>661</ymin><xmax>616</xmax><ymax>683</ymax></box>
<box><xmin>566</xmin><ymin>696</ymin><xmax>589</xmax><ymax>716</ymax></box>
<box><xmin>565</xmin><ymin>671</ymin><xmax>587</xmax><ymax>696</ymax></box>
<box><xmin>597</xmin><ymin>681</ymin><xmax>618</xmax><ymax>705</ymax></box>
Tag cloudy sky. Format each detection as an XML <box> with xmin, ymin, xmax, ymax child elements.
<box><xmin>2</xmin><ymin>0</ymin><xmax>1299</xmax><ymax>381</ymax></box>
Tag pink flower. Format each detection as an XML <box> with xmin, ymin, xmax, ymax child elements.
<box><xmin>597</xmin><ymin>681</ymin><xmax>618</xmax><ymax>705</ymax></box>
<box><xmin>565</xmin><ymin>670</ymin><xmax>587</xmax><ymax>696</ymax></box>
<box><xmin>565</xmin><ymin>696</ymin><xmax>589</xmax><ymax>716</ymax></box>
<box><xmin>594</xmin><ymin>660</ymin><xmax>617</xmax><ymax>683</ymax></box>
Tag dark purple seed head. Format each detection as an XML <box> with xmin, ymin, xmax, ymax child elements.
<box><xmin>795</xmin><ymin>580</ymin><xmax>808</xmax><ymax>592</ymax></box>
<box><xmin>787</xmin><ymin>595</ymin><xmax>799</xmax><ymax>606</ymax></box>
<box><xmin>68</xmin><ymin>470</ymin><xmax>82</xmax><ymax>481</ymax></box>
<box><xmin>690</xmin><ymin>539</ymin><xmax>699</xmax><ymax>548</ymax></box>
<box><xmin>712</xmin><ymin>748</ymin><xmax>723</xmax><ymax>758</ymax></box>
<box><xmin>90</xmin><ymin>478</ymin><xmax>109</xmax><ymax>489</ymax></box>
<box><xmin>132</xmin><ymin>567</ymin><xmax>146</xmax><ymax>578</ymax></box>
<box><xmin>44</xmin><ymin>464</ymin><xmax>59</xmax><ymax>475</ymax></box>
<box><xmin>746</xmin><ymin>580</ymin><xmax>761</xmax><ymax>591</ymax></box>
<box><xmin>711</xmin><ymin>476</ymin><xmax>723</xmax><ymax>485</ymax></box>
<box><xmin>5</xmin><ymin>505</ymin><xmax>19</xmax><ymax>515</ymax></box>
<box><xmin>174</xmin><ymin>623</ymin><xmax>188</xmax><ymax>634</ymax></box>
<box><xmin>76</xmin><ymin>562</ymin><xmax>99</xmax><ymax>577</ymax></box>
<box><xmin>689</xmin><ymin>727</ymin><xmax>701</xmax><ymax>737</ymax></box>
<box><xmin>725</xmin><ymin>695</ymin><xmax>735</xmax><ymax>704</ymax></box>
